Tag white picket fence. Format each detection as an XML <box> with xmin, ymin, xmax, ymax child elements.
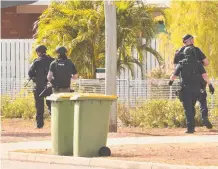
<box><xmin>1</xmin><ymin>39</ymin><xmax>173</xmax><ymax>95</ymax></box>
<box><xmin>1</xmin><ymin>39</ymin><xmax>34</xmax><ymax>95</ymax></box>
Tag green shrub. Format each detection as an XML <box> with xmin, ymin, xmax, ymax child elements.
<box><xmin>1</xmin><ymin>89</ymin><xmax>50</xmax><ymax>119</ymax></box>
<box><xmin>165</xmin><ymin>99</ymin><xmax>186</xmax><ymax>128</ymax></box>
<box><xmin>209</xmin><ymin>107</ymin><xmax>218</xmax><ymax>126</ymax></box>
<box><xmin>118</xmin><ymin>99</ymin><xmax>209</xmax><ymax>128</ymax></box>
<box><xmin>117</xmin><ymin>104</ymin><xmax>131</xmax><ymax>126</ymax></box>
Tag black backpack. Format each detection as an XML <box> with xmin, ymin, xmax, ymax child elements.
<box><xmin>53</xmin><ymin>59</ymin><xmax>72</xmax><ymax>88</ymax></box>
<box><xmin>179</xmin><ymin>46</ymin><xmax>202</xmax><ymax>90</ymax></box>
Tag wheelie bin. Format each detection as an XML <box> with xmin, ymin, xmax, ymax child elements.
<box><xmin>47</xmin><ymin>93</ymin><xmax>117</xmax><ymax>157</ymax></box>
<box><xmin>71</xmin><ymin>94</ymin><xmax>117</xmax><ymax>157</ymax></box>
<box><xmin>47</xmin><ymin>93</ymin><xmax>75</xmax><ymax>156</ymax></box>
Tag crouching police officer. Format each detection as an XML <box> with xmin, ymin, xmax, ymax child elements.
<box><xmin>47</xmin><ymin>46</ymin><xmax>78</xmax><ymax>93</ymax></box>
<box><xmin>173</xmin><ymin>34</ymin><xmax>212</xmax><ymax>129</ymax></box>
<box><xmin>169</xmin><ymin>46</ymin><xmax>215</xmax><ymax>133</ymax></box>
<box><xmin>28</xmin><ymin>45</ymin><xmax>54</xmax><ymax>128</ymax></box>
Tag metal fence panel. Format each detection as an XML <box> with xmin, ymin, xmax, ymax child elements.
<box><xmin>2</xmin><ymin>78</ymin><xmax>217</xmax><ymax>109</ymax></box>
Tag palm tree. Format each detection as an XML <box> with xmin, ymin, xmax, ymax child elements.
<box><xmin>116</xmin><ymin>1</ymin><xmax>163</xmax><ymax>79</ymax></box>
<box><xmin>34</xmin><ymin>1</ymin><xmax>105</xmax><ymax>78</ymax></box>
<box><xmin>34</xmin><ymin>1</ymin><xmax>163</xmax><ymax>79</ymax></box>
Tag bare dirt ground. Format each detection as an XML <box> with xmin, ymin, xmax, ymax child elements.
<box><xmin>1</xmin><ymin>118</ymin><xmax>218</xmax><ymax>143</ymax></box>
<box><xmin>1</xmin><ymin>119</ymin><xmax>51</xmax><ymax>143</ymax></box>
<box><xmin>2</xmin><ymin>119</ymin><xmax>218</xmax><ymax>166</ymax></box>
<box><xmin>14</xmin><ymin>143</ymin><xmax>218</xmax><ymax>166</ymax></box>
<box><xmin>108</xmin><ymin>143</ymin><xmax>218</xmax><ymax>166</ymax></box>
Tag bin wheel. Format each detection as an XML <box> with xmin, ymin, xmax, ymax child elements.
<box><xmin>99</xmin><ymin>146</ymin><xmax>111</xmax><ymax>157</ymax></box>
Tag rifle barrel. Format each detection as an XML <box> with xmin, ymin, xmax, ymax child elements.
<box><xmin>24</xmin><ymin>78</ymin><xmax>31</xmax><ymax>87</ymax></box>
<box><xmin>39</xmin><ymin>87</ymin><xmax>47</xmax><ymax>97</ymax></box>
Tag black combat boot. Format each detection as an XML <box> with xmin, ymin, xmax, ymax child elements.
<box><xmin>202</xmin><ymin>118</ymin><xmax>213</xmax><ymax>129</ymax></box>
<box><xmin>185</xmin><ymin>128</ymin><xmax>195</xmax><ymax>134</ymax></box>
<box><xmin>185</xmin><ymin>123</ymin><xmax>195</xmax><ymax>133</ymax></box>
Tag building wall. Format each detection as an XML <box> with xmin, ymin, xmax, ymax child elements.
<box><xmin>1</xmin><ymin>6</ymin><xmax>40</xmax><ymax>39</ymax></box>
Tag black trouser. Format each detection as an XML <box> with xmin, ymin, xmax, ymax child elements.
<box><xmin>33</xmin><ymin>87</ymin><xmax>51</xmax><ymax>128</ymax></box>
<box><xmin>182</xmin><ymin>88</ymin><xmax>200</xmax><ymax>130</ymax></box>
<box><xmin>198</xmin><ymin>90</ymin><xmax>208</xmax><ymax>120</ymax></box>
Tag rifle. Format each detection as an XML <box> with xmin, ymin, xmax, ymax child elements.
<box><xmin>24</xmin><ymin>77</ymin><xmax>35</xmax><ymax>87</ymax></box>
<box><xmin>39</xmin><ymin>81</ymin><xmax>75</xmax><ymax>97</ymax></box>
<box><xmin>39</xmin><ymin>84</ymin><xmax>52</xmax><ymax>97</ymax></box>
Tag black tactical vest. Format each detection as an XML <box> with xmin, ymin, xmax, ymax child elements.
<box><xmin>179</xmin><ymin>47</ymin><xmax>202</xmax><ymax>91</ymax></box>
<box><xmin>53</xmin><ymin>59</ymin><xmax>72</xmax><ymax>88</ymax></box>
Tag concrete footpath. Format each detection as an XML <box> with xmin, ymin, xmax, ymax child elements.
<box><xmin>1</xmin><ymin>135</ymin><xmax>218</xmax><ymax>169</ymax></box>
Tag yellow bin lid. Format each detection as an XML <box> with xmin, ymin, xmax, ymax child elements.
<box><xmin>46</xmin><ymin>93</ymin><xmax>117</xmax><ymax>101</ymax></box>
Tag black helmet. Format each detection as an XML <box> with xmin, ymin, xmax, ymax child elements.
<box><xmin>35</xmin><ymin>45</ymin><xmax>47</xmax><ymax>53</ymax></box>
<box><xmin>182</xmin><ymin>34</ymin><xmax>193</xmax><ymax>43</ymax></box>
<box><xmin>56</xmin><ymin>46</ymin><xmax>67</xmax><ymax>55</ymax></box>
<box><xmin>184</xmin><ymin>46</ymin><xmax>197</xmax><ymax>61</ymax></box>
<box><xmin>184</xmin><ymin>46</ymin><xmax>193</xmax><ymax>55</ymax></box>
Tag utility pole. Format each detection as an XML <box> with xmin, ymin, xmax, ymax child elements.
<box><xmin>104</xmin><ymin>1</ymin><xmax>117</xmax><ymax>132</ymax></box>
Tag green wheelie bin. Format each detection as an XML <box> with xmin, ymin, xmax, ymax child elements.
<box><xmin>47</xmin><ymin>93</ymin><xmax>76</xmax><ymax>156</ymax></box>
<box><xmin>70</xmin><ymin>93</ymin><xmax>117</xmax><ymax>157</ymax></box>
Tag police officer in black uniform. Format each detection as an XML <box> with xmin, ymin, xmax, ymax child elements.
<box><xmin>170</xmin><ymin>46</ymin><xmax>214</xmax><ymax>133</ymax></box>
<box><xmin>47</xmin><ymin>46</ymin><xmax>78</xmax><ymax>93</ymax></box>
<box><xmin>28</xmin><ymin>45</ymin><xmax>54</xmax><ymax>128</ymax></box>
<box><xmin>173</xmin><ymin>34</ymin><xmax>212</xmax><ymax>129</ymax></box>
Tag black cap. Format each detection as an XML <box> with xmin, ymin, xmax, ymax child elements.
<box><xmin>182</xmin><ymin>34</ymin><xmax>193</xmax><ymax>43</ymax></box>
<box><xmin>35</xmin><ymin>45</ymin><xmax>47</xmax><ymax>53</ymax></box>
<box><xmin>56</xmin><ymin>46</ymin><xmax>67</xmax><ymax>55</ymax></box>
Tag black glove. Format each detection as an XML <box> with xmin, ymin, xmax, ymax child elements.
<box><xmin>168</xmin><ymin>80</ymin><xmax>174</xmax><ymax>86</ymax></box>
<box><xmin>209</xmin><ymin>83</ymin><xmax>215</xmax><ymax>95</ymax></box>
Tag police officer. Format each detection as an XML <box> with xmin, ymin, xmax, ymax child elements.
<box><xmin>169</xmin><ymin>46</ymin><xmax>214</xmax><ymax>133</ymax></box>
<box><xmin>173</xmin><ymin>34</ymin><xmax>212</xmax><ymax>129</ymax></box>
<box><xmin>28</xmin><ymin>45</ymin><xmax>54</xmax><ymax>129</ymax></box>
<box><xmin>47</xmin><ymin>46</ymin><xmax>78</xmax><ymax>93</ymax></box>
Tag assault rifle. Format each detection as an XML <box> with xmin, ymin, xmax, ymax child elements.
<box><xmin>39</xmin><ymin>83</ymin><xmax>52</xmax><ymax>97</ymax></box>
<box><xmin>39</xmin><ymin>84</ymin><xmax>75</xmax><ymax>97</ymax></box>
<box><xmin>24</xmin><ymin>77</ymin><xmax>36</xmax><ymax>87</ymax></box>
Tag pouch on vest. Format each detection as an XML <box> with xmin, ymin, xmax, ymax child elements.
<box><xmin>179</xmin><ymin>47</ymin><xmax>202</xmax><ymax>91</ymax></box>
<box><xmin>53</xmin><ymin>59</ymin><xmax>72</xmax><ymax>88</ymax></box>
